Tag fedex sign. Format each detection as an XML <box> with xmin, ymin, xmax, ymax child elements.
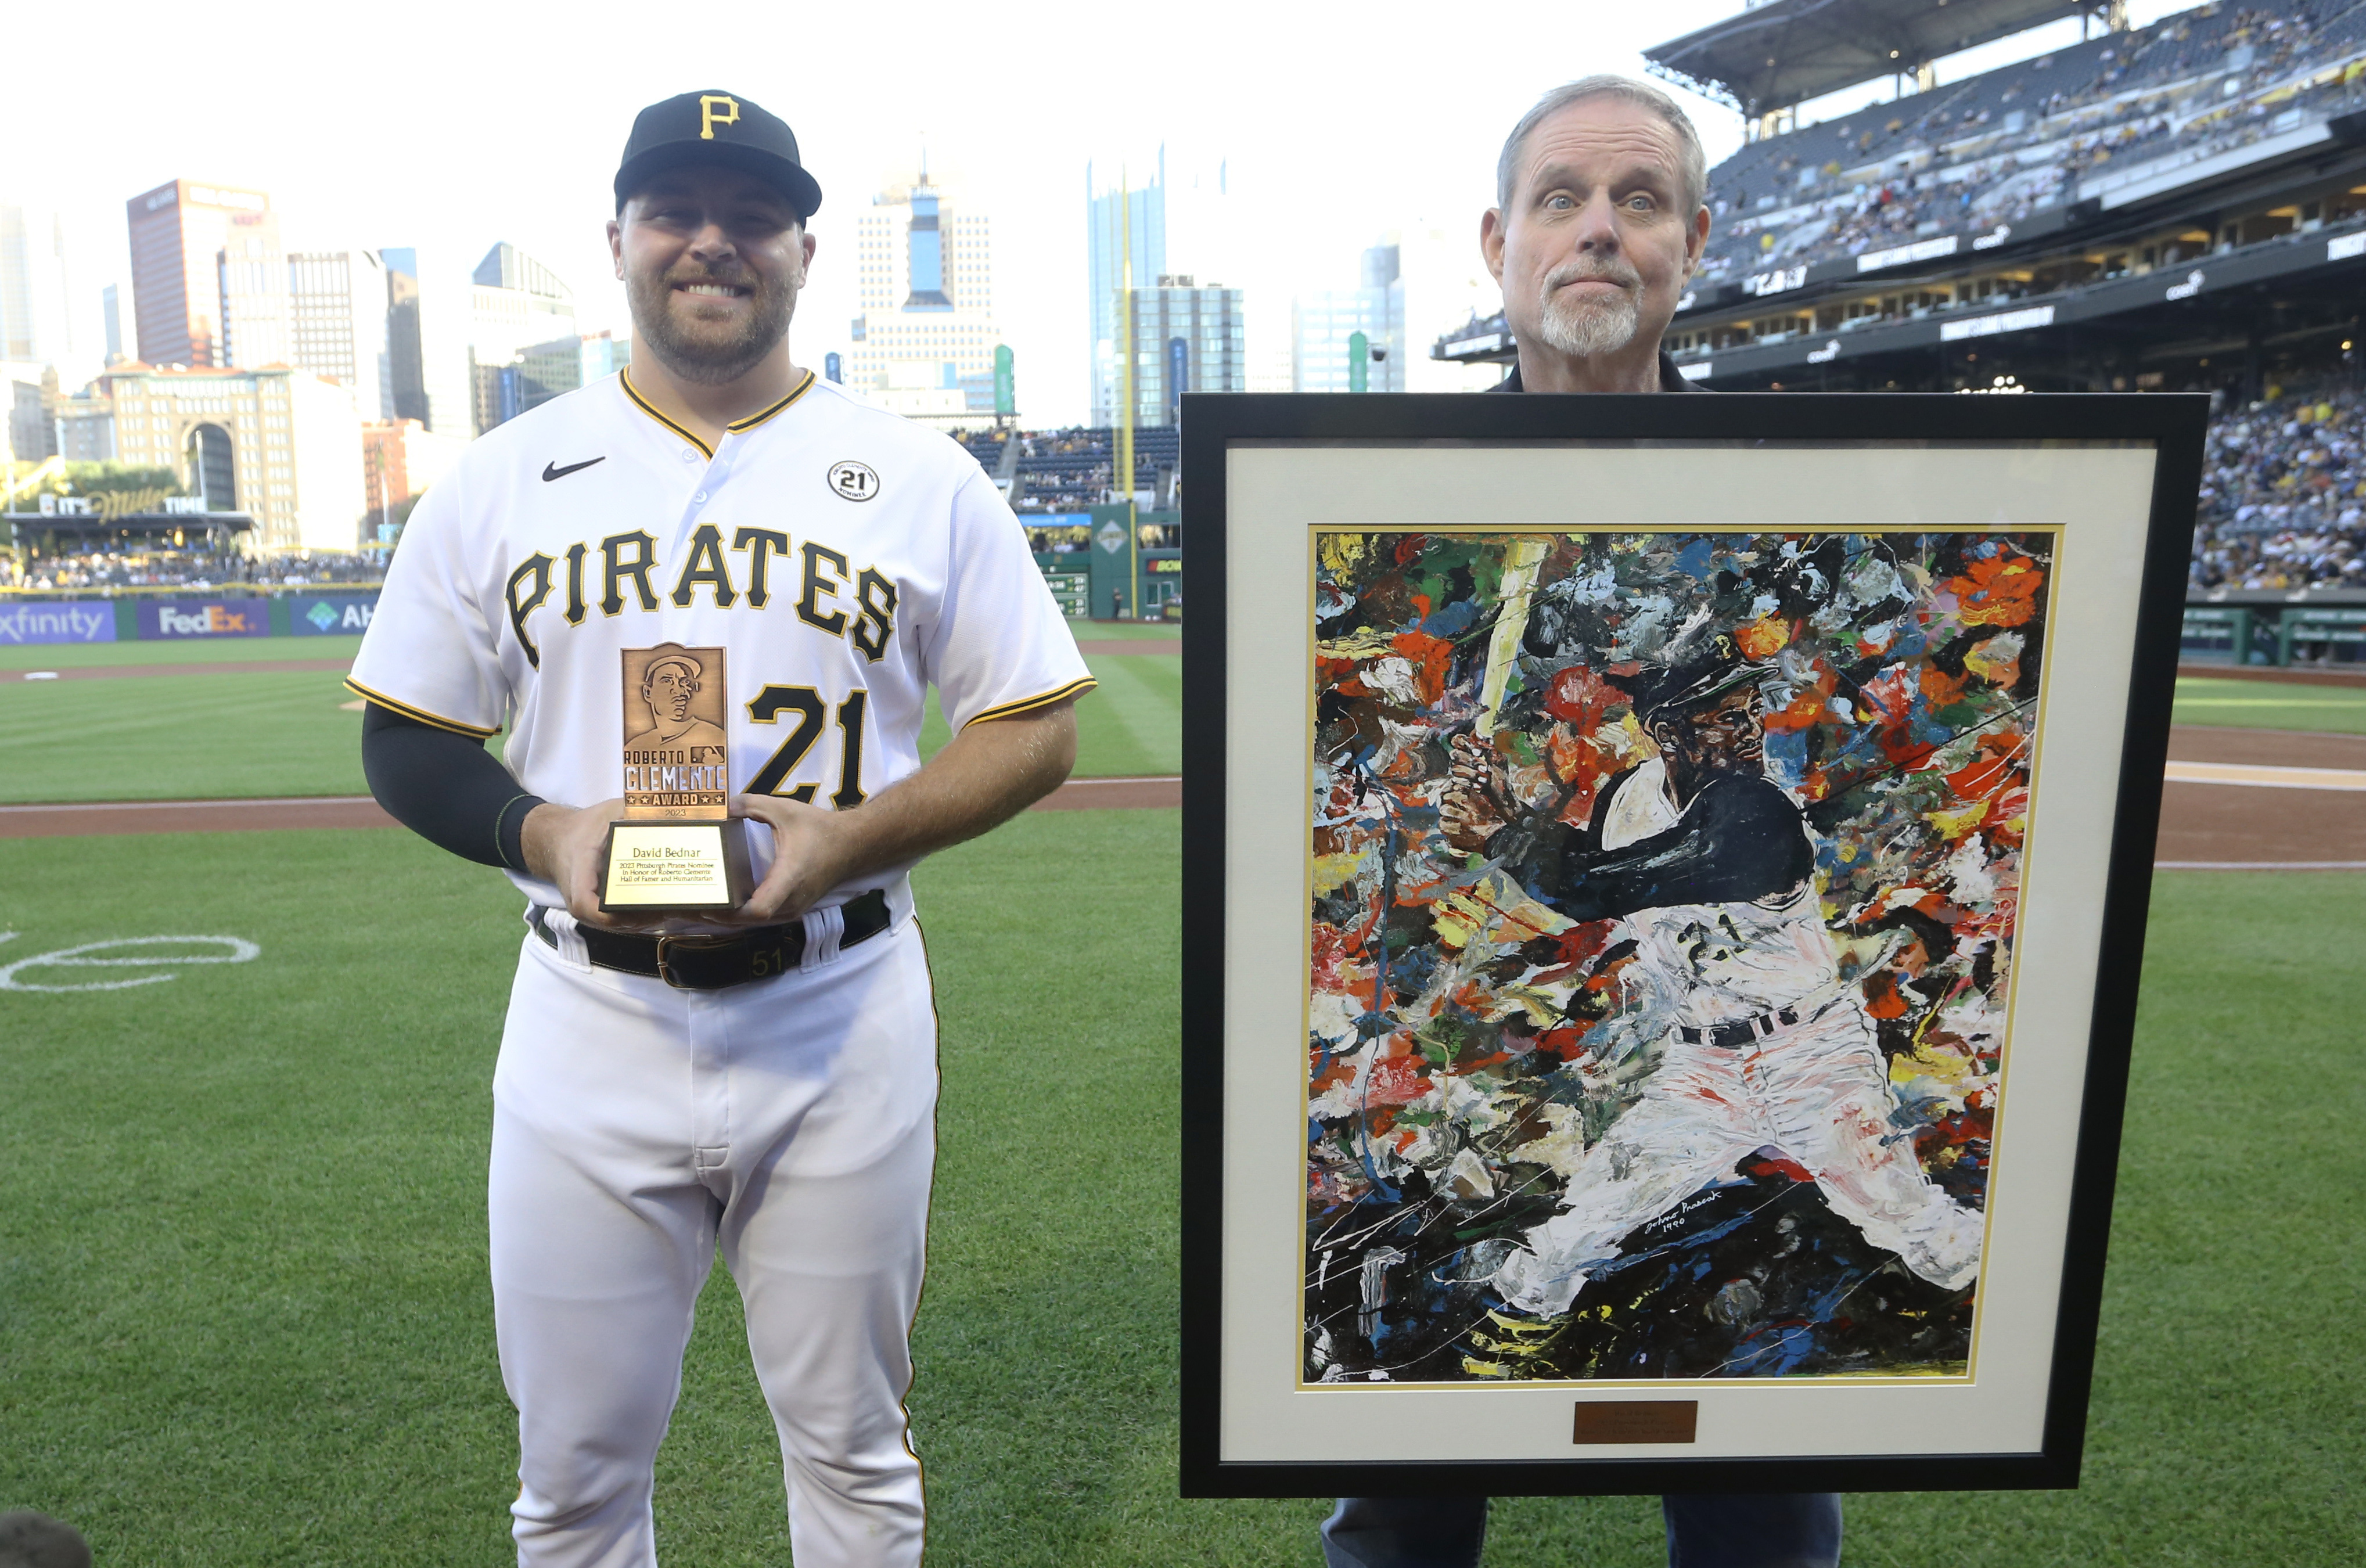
<box><xmin>138</xmin><ymin>599</ymin><xmax>271</xmax><ymax>638</ymax></box>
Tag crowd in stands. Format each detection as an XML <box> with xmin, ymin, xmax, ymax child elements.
<box><xmin>950</xmin><ymin>425</ymin><xmax>1180</xmax><ymax>512</ymax></box>
<box><xmin>0</xmin><ymin>548</ymin><xmax>387</xmax><ymax>593</ymax></box>
<box><xmin>2191</xmin><ymin>378</ymin><xmax>2366</xmax><ymax>589</ymax></box>
<box><xmin>1695</xmin><ymin>1</ymin><xmax>2366</xmax><ymax>287</ymax></box>
<box><xmin>1028</xmin><ymin>523</ymin><xmax>1095</xmax><ymax>553</ymax></box>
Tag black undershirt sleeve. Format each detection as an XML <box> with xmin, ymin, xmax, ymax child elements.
<box><xmin>360</xmin><ymin>703</ymin><xmax>544</xmax><ymax>872</ymax></box>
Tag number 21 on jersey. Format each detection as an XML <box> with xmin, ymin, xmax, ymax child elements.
<box><xmin>747</xmin><ymin>686</ymin><xmax>868</xmax><ymax>808</ymax></box>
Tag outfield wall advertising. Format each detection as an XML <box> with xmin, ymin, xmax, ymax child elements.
<box><xmin>138</xmin><ymin>599</ymin><xmax>272</xmax><ymax>639</ymax></box>
<box><xmin>290</xmin><ymin>596</ymin><xmax>377</xmax><ymax>636</ymax></box>
<box><xmin>0</xmin><ymin>599</ymin><xmax>118</xmax><ymax>644</ymax></box>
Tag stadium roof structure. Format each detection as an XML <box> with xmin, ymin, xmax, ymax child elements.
<box><xmin>4</xmin><ymin>509</ymin><xmax>254</xmax><ymax>542</ymax></box>
<box><xmin>1645</xmin><ymin>0</ymin><xmax>2101</xmax><ymax>116</ymax></box>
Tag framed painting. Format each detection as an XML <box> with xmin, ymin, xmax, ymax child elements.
<box><xmin>1177</xmin><ymin>392</ymin><xmax>2205</xmax><ymax>1496</ymax></box>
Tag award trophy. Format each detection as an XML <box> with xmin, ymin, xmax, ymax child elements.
<box><xmin>597</xmin><ymin>643</ymin><xmax>753</xmax><ymax>914</ymax></box>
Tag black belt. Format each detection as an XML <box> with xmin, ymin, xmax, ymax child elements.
<box><xmin>1678</xmin><ymin>1001</ymin><xmax>1811</xmax><ymax>1050</ymax></box>
<box><xmin>532</xmin><ymin>888</ymin><xmax>893</xmax><ymax>990</ymax></box>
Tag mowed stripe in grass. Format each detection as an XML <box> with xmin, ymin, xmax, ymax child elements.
<box><xmin>2171</xmin><ymin>676</ymin><xmax>2366</xmax><ymax>735</ymax></box>
<box><xmin>0</xmin><ymin>633</ymin><xmax>368</xmax><ymax>671</ymax></box>
<box><xmin>2</xmin><ymin>646</ymin><xmax>1180</xmax><ymax>803</ymax></box>
<box><xmin>8</xmin><ymin>633</ymin><xmax>2350</xmax><ymax>807</ymax></box>
<box><xmin>915</xmin><ymin>654</ymin><xmax>1180</xmax><ymax>779</ymax></box>
<box><xmin>0</xmin><ymin>667</ymin><xmax>371</xmax><ymax>803</ymax></box>
<box><xmin>1</xmin><ymin>822</ymin><xmax>2359</xmax><ymax>1566</ymax></box>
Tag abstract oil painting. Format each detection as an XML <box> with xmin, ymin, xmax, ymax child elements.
<box><xmin>1303</xmin><ymin>529</ymin><xmax>2052</xmax><ymax>1384</ymax></box>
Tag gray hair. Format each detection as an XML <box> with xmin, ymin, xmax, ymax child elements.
<box><xmin>1496</xmin><ymin>75</ymin><xmax>1709</xmax><ymax>218</ymax></box>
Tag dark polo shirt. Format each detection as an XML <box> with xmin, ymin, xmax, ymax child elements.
<box><xmin>1490</xmin><ymin>349</ymin><xmax>1705</xmax><ymax>392</ymax></box>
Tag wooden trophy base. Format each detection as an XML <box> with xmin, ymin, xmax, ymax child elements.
<box><xmin>597</xmin><ymin>817</ymin><xmax>754</xmax><ymax>914</ymax></box>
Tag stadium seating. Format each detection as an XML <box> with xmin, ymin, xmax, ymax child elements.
<box><xmin>1002</xmin><ymin>426</ymin><xmax>1179</xmax><ymax>512</ymax></box>
<box><xmin>1698</xmin><ymin>2</ymin><xmax>2366</xmax><ymax>287</ymax></box>
<box><xmin>0</xmin><ymin>548</ymin><xmax>381</xmax><ymax>592</ymax></box>
<box><xmin>2191</xmin><ymin>379</ymin><xmax>2366</xmax><ymax>589</ymax></box>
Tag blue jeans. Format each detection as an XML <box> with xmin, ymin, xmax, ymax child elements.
<box><xmin>1319</xmin><ymin>1494</ymin><xmax>1842</xmax><ymax>1568</ymax></box>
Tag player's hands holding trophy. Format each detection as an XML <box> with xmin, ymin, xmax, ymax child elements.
<box><xmin>581</xmin><ymin>643</ymin><xmax>756</xmax><ymax>924</ymax></box>
<box><xmin>522</xmin><ymin>642</ymin><xmax>868</xmax><ymax>932</ymax></box>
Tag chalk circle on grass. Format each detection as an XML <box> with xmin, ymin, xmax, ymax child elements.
<box><xmin>0</xmin><ymin>933</ymin><xmax>261</xmax><ymax>993</ymax></box>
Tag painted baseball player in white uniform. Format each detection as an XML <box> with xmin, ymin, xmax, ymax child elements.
<box><xmin>348</xmin><ymin>91</ymin><xmax>1092</xmax><ymax>1567</ymax></box>
<box><xmin>1444</xmin><ymin>638</ymin><xmax>1982</xmax><ymax>1320</ymax></box>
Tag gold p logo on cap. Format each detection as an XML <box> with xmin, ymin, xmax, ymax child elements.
<box><xmin>699</xmin><ymin>95</ymin><xmax>740</xmax><ymax>139</ymax></box>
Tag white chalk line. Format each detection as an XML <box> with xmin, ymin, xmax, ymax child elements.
<box><xmin>0</xmin><ymin>796</ymin><xmax>375</xmax><ymax>814</ymax></box>
<box><xmin>2164</xmin><ymin>760</ymin><xmax>2366</xmax><ymax>792</ymax></box>
<box><xmin>0</xmin><ymin>934</ymin><xmax>261</xmax><ymax>992</ymax></box>
<box><xmin>2154</xmin><ymin>861</ymin><xmax>2366</xmax><ymax>871</ymax></box>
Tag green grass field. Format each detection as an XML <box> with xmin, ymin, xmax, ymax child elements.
<box><xmin>3</xmin><ymin>628</ymin><xmax>2359</xmax><ymax>1563</ymax></box>
<box><xmin>1074</xmin><ymin>619</ymin><xmax>1182</xmax><ymax>641</ymax></box>
<box><xmin>1</xmin><ymin>821</ymin><xmax>2358</xmax><ymax>1565</ymax></box>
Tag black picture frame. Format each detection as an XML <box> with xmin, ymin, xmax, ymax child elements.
<box><xmin>1177</xmin><ymin>391</ymin><xmax>2206</xmax><ymax>1498</ymax></box>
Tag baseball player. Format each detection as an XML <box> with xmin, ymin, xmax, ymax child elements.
<box><xmin>1441</xmin><ymin>634</ymin><xmax>1986</xmax><ymax>1317</ymax></box>
<box><xmin>347</xmin><ymin>90</ymin><xmax>1093</xmax><ymax>1567</ymax></box>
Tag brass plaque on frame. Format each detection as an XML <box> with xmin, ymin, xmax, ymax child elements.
<box><xmin>1571</xmin><ymin>1402</ymin><xmax>1699</xmax><ymax>1445</ymax></box>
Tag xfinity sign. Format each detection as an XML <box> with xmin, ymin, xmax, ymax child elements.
<box><xmin>0</xmin><ymin>600</ymin><xmax>116</xmax><ymax>645</ymax></box>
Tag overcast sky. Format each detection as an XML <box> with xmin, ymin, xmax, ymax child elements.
<box><xmin>7</xmin><ymin>0</ymin><xmax>2186</xmax><ymax>426</ymax></box>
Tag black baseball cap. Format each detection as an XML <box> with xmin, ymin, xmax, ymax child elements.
<box><xmin>614</xmin><ymin>90</ymin><xmax>824</xmax><ymax>221</ymax></box>
<box><xmin>1626</xmin><ymin>632</ymin><xmax>1759</xmax><ymax>722</ymax></box>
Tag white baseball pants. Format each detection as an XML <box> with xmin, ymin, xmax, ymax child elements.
<box><xmin>1497</xmin><ymin>1001</ymin><xmax>1984</xmax><ymax>1317</ymax></box>
<box><xmin>488</xmin><ymin>911</ymin><xmax>940</xmax><ymax>1568</ymax></box>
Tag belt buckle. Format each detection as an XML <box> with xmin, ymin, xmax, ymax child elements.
<box><xmin>654</xmin><ymin>932</ymin><xmax>733</xmax><ymax>990</ymax></box>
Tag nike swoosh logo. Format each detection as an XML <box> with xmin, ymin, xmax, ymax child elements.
<box><xmin>542</xmin><ymin>457</ymin><xmax>606</xmax><ymax>482</ymax></box>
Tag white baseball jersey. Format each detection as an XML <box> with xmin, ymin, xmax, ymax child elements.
<box><xmin>1597</xmin><ymin>759</ymin><xmax>1840</xmax><ymax>1024</ymax></box>
<box><xmin>350</xmin><ymin>368</ymin><xmax>1094</xmax><ymax>923</ymax></box>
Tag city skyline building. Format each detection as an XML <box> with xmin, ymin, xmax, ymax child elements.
<box><xmin>5</xmin><ymin>364</ymin><xmax>56</xmax><ymax>463</ymax></box>
<box><xmin>99</xmin><ymin>362</ymin><xmax>365</xmax><ymax>551</ymax></box>
<box><xmin>289</xmin><ymin>249</ymin><xmax>394</xmax><ymax>418</ymax></box>
<box><xmin>124</xmin><ymin>179</ymin><xmax>278</xmax><ymax>369</ymax></box>
<box><xmin>1120</xmin><ymin>276</ymin><xmax>1245</xmax><ymax>427</ymax></box>
<box><xmin>498</xmin><ymin>329</ymin><xmax>631</xmax><ymax>425</ymax></box>
<box><xmin>1389</xmin><ymin>220</ymin><xmax>1504</xmax><ymax>393</ymax></box>
<box><xmin>0</xmin><ymin>204</ymin><xmax>77</xmax><ymax>373</ymax></box>
<box><xmin>1085</xmin><ymin>157</ymin><xmax>1165</xmax><ymax>428</ymax></box>
<box><xmin>56</xmin><ymin>388</ymin><xmax>117</xmax><ymax>461</ymax></box>
<box><xmin>383</xmin><ymin>247</ymin><xmax>472</xmax><ymax>439</ymax></box>
<box><xmin>1086</xmin><ymin>148</ymin><xmax>1244</xmax><ymax>425</ymax></box>
<box><xmin>1293</xmin><ymin>239</ymin><xmax>1405</xmax><ymax>394</ymax></box>
<box><xmin>362</xmin><ymin>416</ymin><xmax>468</xmax><ymax>535</ymax></box>
<box><xmin>217</xmin><ymin>233</ymin><xmax>293</xmax><ymax>370</ymax></box>
<box><xmin>577</xmin><ymin>329</ymin><xmax>630</xmax><ymax>387</ymax></box>
<box><xmin>469</xmin><ymin>242</ymin><xmax>576</xmax><ymax>434</ymax></box>
<box><xmin>846</xmin><ymin>170</ymin><xmax>999</xmax><ymax>423</ymax></box>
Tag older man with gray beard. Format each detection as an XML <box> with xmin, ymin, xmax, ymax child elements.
<box><xmin>1317</xmin><ymin>75</ymin><xmax>1844</xmax><ymax>1568</ymax></box>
